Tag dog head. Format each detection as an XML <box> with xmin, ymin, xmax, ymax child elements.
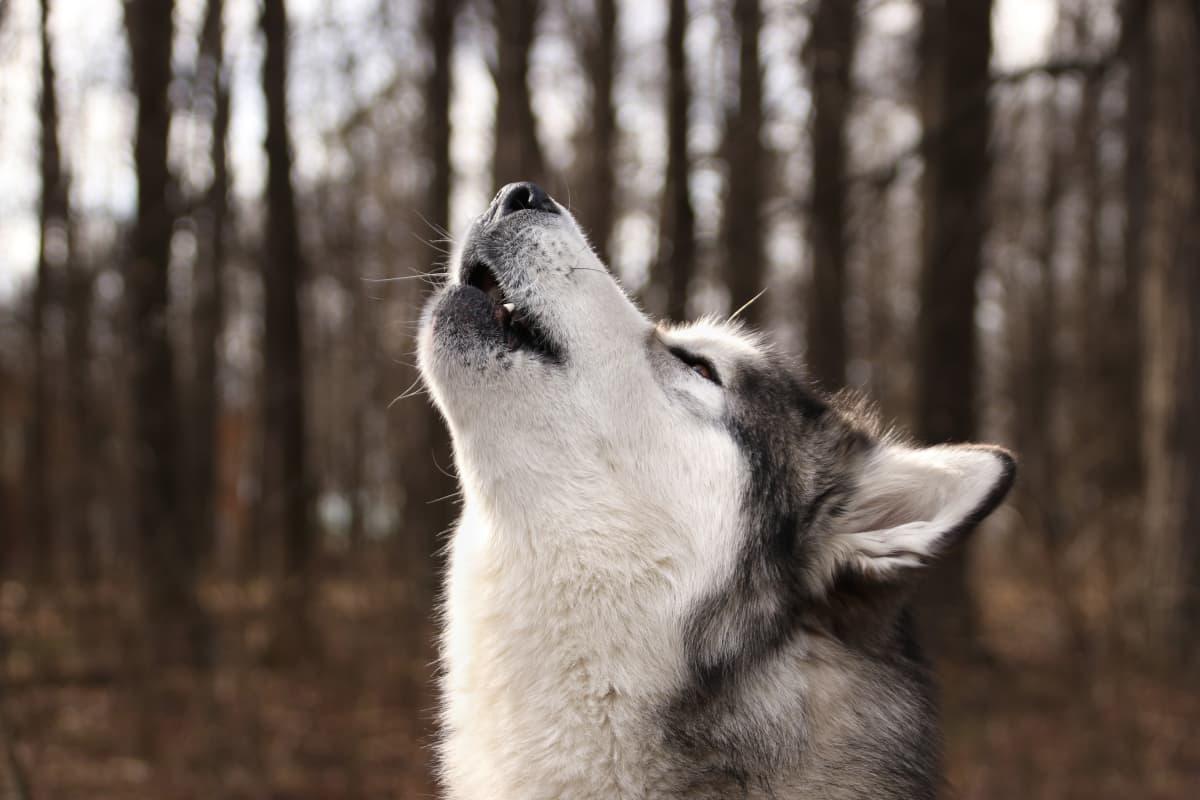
<box><xmin>418</xmin><ymin>182</ymin><xmax>1015</xmax><ymax>647</ymax></box>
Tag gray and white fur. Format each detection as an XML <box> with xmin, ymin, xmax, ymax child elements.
<box><xmin>417</xmin><ymin>183</ymin><xmax>1016</xmax><ymax>799</ymax></box>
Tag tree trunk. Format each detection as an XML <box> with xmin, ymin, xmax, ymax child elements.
<box><xmin>346</xmin><ymin>273</ymin><xmax>367</xmax><ymax>560</ymax></box>
<box><xmin>1094</xmin><ymin>0</ymin><xmax>1148</xmax><ymax>654</ymax></box>
<box><xmin>261</xmin><ymin>0</ymin><xmax>314</xmax><ymax>648</ymax></box>
<box><xmin>1138</xmin><ymin>0</ymin><xmax>1200</xmax><ymax>664</ymax></box>
<box><xmin>915</xmin><ymin>0</ymin><xmax>992</xmax><ymax>446</ymax></box>
<box><xmin>64</xmin><ymin>262</ymin><xmax>98</xmax><ymax>583</ymax></box>
<box><xmin>916</xmin><ymin>0</ymin><xmax>944</xmax><ymax>310</ymax></box>
<box><xmin>261</xmin><ymin>0</ymin><xmax>311</xmax><ymax>572</ymax></box>
<box><xmin>29</xmin><ymin>0</ymin><xmax>68</xmax><ymax>585</ymax></box>
<box><xmin>575</xmin><ymin>0</ymin><xmax>617</xmax><ymax>264</ymax></box>
<box><xmin>722</xmin><ymin>0</ymin><xmax>767</xmax><ymax>329</ymax></box>
<box><xmin>493</xmin><ymin>0</ymin><xmax>546</xmax><ymax>188</ymax></box>
<box><xmin>912</xmin><ymin>0</ymin><xmax>993</xmax><ymax>656</ymax></box>
<box><xmin>425</xmin><ymin>0</ymin><xmax>457</xmax><ymax>240</ymax></box>
<box><xmin>1019</xmin><ymin>95</ymin><xmax>1064</xmax><ymax>556</ymax></box>
<box><xmin>1107</xmin><ymin>0</ymin><xmax>1145</xmax><ymax>499</ymax></box>
<box><xmin>126</xmin><ymin>0</ymin><xmax>207</xmax><ymax>665</ymax></box>
<box><xmin>804</xmin><ymin>0</ymin><xmax>857</xmax><ymax>390</ymax></box>
<box><xmin>191</xmin><ymin>0</ymin><xmax>229</xmax><ymax>572</ymax></box>
<box><xmin>652</xmin><ymin>0</ymin><xmax>695</xmax><ymax>323</ymax></box>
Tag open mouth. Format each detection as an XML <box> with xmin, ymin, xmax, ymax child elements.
<box><xmin>464</xmin><ymin>259</ymin><xmax>560</xmax><ymax>360</ymax></box>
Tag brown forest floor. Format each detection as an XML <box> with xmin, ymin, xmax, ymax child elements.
<box><xmin>0</xmin><ymin>577</ymin><xmax>1197</xmax><ymax>799</ymax></box>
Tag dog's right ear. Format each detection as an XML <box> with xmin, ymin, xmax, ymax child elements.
<box><xmin>823</xmin><ymin>442</ymin><xmax>1016</xmax><ymax>584</ymax></box>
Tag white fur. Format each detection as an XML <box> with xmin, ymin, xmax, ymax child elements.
<box><xmin>421</xmin><ymin>214</ymin><xmax>752</xmax><ymax>798</ymax></box>
<box><xmin>418</xmin><ymin>201</ymin><xmax>1010</xmax><ymax>798</ymax></box>
<box><xmin>831</xmin><ymin>444</ymin><xmax>1010</xmax><ymax>580</ymax></box>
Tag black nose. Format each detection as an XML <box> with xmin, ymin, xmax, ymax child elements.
<box><xmin>496</xmin><ymin>182</ymin><xmax>557</xmax><ymax>218</ymax></box>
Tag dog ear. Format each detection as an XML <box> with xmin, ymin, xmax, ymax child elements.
<box><xmin>827</xmin><ymin>443</ymin><xmax>1015</xmax><ymax>582</ymax></box>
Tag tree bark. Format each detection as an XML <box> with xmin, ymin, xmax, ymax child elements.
<box><xmin>1093</xmin><ymin>0</ymin><xmax>1148</xmax><ymax>654</ymax></box>
<box><xmin>912</xmin><ymin>0</ymin><xmax>993</xmax><ymax>656</ymax></box>
<box><xmin>29</xmin><ymin>0</ymin><xmax>69</xmax><ymax>584</ymax></box>
<box><xmin>804</xmin><ymin>0</ymin><xmax>857</xmax><ymax>389</ymax></box>
<box><xmin>63</xmin><ymin>259</ymin><xmax>97</xmax><ymax>583</ymax></box>
<box><xmin>191</xmin><ymin>0</ymin><xmax>229</xmax><ymax>571</ymax></box>
<box><xmin>722</xmin><ymin>0</ymin><xmax>767</xmax><ymax>329</ymax></box>
<box><xmin>261</xmin><ymin>0</ymin><xmax>313</xmax><ymax>645</ymax></box>
<box><xmin>346</xmin><ymin>264</ymin><xmax>367</xmax><ymax>560</ymax></box>
<box><xmin>425</xmin><ymin>0</ymin><xmax>457</xmax><ymax>239</ymax></box>
<box><xmin>493</xmin><ymin>0</ymin><xmax>546</xmax><ymax>188</ymax></box>
<box><xmin>652</xmin><ymin>0</ymin><xmax>696</xmax><ymax>323</ymax></box>
<box><xmin>1138</xmin><ymin>0</ymin><xmax>1200</xmax><ymax>663</ymax></box>
<box><xmin>1109</xmin><ymin>0</ymin><xmax>1145</xmax><ymax>500</ymax></box>
<box><xmin>125</xmin><ymin>0</ymin><xmax>206</xmax><ymax>665</ymax></box>
<box><xmin>915</xmin><ymin>0</ymin><xmax>992</xmax><ymax>446</ymax></box>
<box><xmin>575</xmin><ymin>0</ymin><xmax>617</xmax><ymax>264</ymax></box>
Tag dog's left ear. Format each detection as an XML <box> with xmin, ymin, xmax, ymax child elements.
<box><xmin>829</xmin><ymin>443</ymin><xmax>1016</xmax><ymax>582</ymax></box>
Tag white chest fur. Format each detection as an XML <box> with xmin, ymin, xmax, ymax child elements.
<box><xmin>437</xmin><ymin>506</ymin><xmax>692</xmax><ymax>800</ymax></box>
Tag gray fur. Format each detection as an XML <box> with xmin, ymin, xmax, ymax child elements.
<box><xmin>660</xmin><ymin>358</ymin><xmax>943</xmax><ymax>797</ymax></box>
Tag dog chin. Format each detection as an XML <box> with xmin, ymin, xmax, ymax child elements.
<box><xmin>430</xmin><ymin>285</ymin><xmax>510</xmax><ymax>350</ymax></box>
<box><xmin>417</xmin><ymin>289</ymin><xmax>548</xmax><ymax>433</ymax></box>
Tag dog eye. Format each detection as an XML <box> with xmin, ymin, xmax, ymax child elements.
<box><xmin>669</xmin><ymin>347</ymin><xmax>721</xmax><ymax>386</ymax></box>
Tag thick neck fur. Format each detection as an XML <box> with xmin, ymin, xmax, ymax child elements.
<box><xmin>439</xmin><ymin>494</ymin><xmax>693</xmax><ymax>799</ymax></box>
<box><xmin>438</xmin><ymin>493</ymin><xmax>939</xmax><ymax>800</ymax></box>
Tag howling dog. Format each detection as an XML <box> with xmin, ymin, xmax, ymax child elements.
<box><xmin>418</xmin><ymin>183</ymin><xmax>1015</xmax><ymax>799</ymax></box>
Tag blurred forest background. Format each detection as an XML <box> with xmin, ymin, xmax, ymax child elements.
<box><xmin>0</xmin><ymin>0</ymin><xmax>1198</xmax><ymax>797</ymax></box>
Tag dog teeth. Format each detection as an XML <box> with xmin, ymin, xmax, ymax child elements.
<box><xmin>503</xmin><ymin>303</ymin><xmax>515</xmax><ymax>312</ymax></box>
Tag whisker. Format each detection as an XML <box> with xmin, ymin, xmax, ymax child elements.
<box><xmin>415</xmin><ymin>210</ymin><xmax>453</xmax><ymax>241</ymax></box>
<box><xmin>411</xmin><ymin>230</ymin><xmax>453</xmax><ymax>256</ymax></box>
<box><xmin>388</xmin><ymin>375</ymin><xmax>428</xmax><ymax>408</ymax></box>
<box><xmin>389</xmin><ymin>387</ymin><xmax>430</xmax><ymax>407</ymax></box>
<box><xmin>566</xmin><ymin>240</ymin><xmax>603</xmax><ymax>276</ymax></box>
<box><xmin>426</xmin><ymin>489</ymin><xmax>464</xmax><ymax>505</ymax></box>
<box><xmin>431</xmin><ymin>450</ymin><xmax>458</xmax><ymax>481</ymax></box>
<box><xmin>728</xmin><ymin>287</ymin><xmax>769</xmax><ymax>323</ymax></box>
<box><xmin>361</xmin><ymin>274</ymin><xmax>441</xmax><ymax>283</ymax></box>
